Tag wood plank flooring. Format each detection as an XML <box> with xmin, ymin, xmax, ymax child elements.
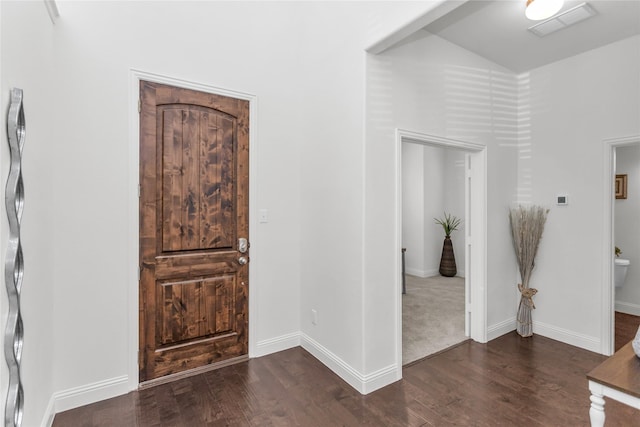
<box><xmin>53</xmin><ymin>332</ymin><xmax>637</xmax><ymax>426</ymax></box>
<box><xmin>615</xmin><ymin>311</ymin><xmax>640</xmax><ymax>351</ymax></box>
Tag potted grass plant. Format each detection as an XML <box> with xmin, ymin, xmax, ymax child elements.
<box><xmin>434</xmin><ymin>212</ymin><xmax>461</xmax><ymax>277</ymax></box>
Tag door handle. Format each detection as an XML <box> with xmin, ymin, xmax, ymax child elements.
<box><xmin>238</xmin><ymin>256</ymin><xmax>249</xmax><ymax>265</ymax></box>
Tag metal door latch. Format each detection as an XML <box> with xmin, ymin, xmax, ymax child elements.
<box><xmin>238</xmin><ymin>238</ymin><xmax>248</xmax><ymax>253</ymax></box>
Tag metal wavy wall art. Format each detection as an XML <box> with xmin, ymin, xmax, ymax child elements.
<box><xmin>5</xmin><ymin>88</ymin><xmax>25</xmax><ymax>427</ymax></box>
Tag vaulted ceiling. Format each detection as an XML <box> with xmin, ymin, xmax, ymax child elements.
<box><xmin>423</xmin><ymin>0</ymin><xmax>640</xmax><ymax>73</ymax></box>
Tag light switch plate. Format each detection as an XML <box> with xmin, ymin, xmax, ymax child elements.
<box><xmin>258</xmin><ymin>209</ymin><xmax>268</xmax><ymax>223</ymax></box>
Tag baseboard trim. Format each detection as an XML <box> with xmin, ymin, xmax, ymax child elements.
<box><xmin>488</xmin><ymin>318</ymin><xmax>601</xmax><ymax>353</ymax></box>
<box><xmin>615</xmin><ymin>301</ymin><xmax>640</xmax><ymax>316</ymax></box>
<box><xmin>300</xmin><ymin>333</ymin><xmax>364</xmax><ymax>393</ymax></box>
<box><xmin>533</xmin><ymin>320</ymin><xmax>600</xmax><ymax>353</ymax></box>
<box><xmin>360</xmin><ymin>363</ymin><xmax>399</xmax><ymax>394</ymax></box>
<box><xmin>254</xmin><ymin>332</ymin><xmax>301</xmax><ymax>357</ymax></box>
<box><xmin>44</xmin><ymin>330</ymin><xmax>398</xmax><ymax>422</ymax></box>
<box><xmin>300</xmin><ymin>333</ymin><xmax>398</xmax><ymax>395</ymax></box>
<box><xmin>487</xmin><ymin>317</ymin><xmax>515</xmax><ymax>341</ymax></box>
<box><xmin>405</xmin><ymin>268</ymin><xmax>438</xmax><ymax>278</ymax></box>
<box><xmin>41</xmin><ymin>394</ymin><xmax>56</xmax><ymax>427</ymax></box>
<box><xmin>405</xmin><ymin>269</ymin><xmax>464</xmax><ymax>279</ymax></box>
<box><xmin>43</xmin><ymin>332</ymin><xmax>302</xmax><ymax>422</ymax></box>
<box><xmin>52</xmin><ymin>375</ymin><xmax>130</xmax><ymax>414</ymax></box>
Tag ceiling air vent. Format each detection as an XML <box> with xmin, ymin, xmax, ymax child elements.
<box><xmin>528</xmin><ymin>2</ymin><xmax>597</xmax><ymax>37</ymax></box>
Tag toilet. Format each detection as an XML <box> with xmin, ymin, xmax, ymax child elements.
<box><xmin>615</xmin><ymin>258</ymin><xmax>630</xmax><ymax>288</ymax></box>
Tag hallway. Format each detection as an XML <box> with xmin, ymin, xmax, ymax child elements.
<box><xmin>402</xmin><ymin>274</ymin><xmax>466</xmax><ymax>365</ymax></box>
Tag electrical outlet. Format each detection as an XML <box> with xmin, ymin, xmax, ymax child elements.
<box><xmin>311</xmin><ymin>309</ymin><xmax>318</xmax><ymax>325</ymax></box>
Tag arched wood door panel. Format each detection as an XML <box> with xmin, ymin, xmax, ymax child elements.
<box><xmin>139</xmin><ymin>81</ymin><xmax>249</xmax><ymax>382</ymax></box>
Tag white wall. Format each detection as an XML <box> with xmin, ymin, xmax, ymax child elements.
<box><xmin>425</xmin><ymin>147</ymin><xmax>447</xmax><ymax>274</ymax></box>
<box><xmin>402</xmin><ymin>143</ymin><xmax>465</xmax><ymax>277</ymax></box>
<box><xmin>47</xmin><ymin>0</ymin><xmax>313</xmax><ymax>395</ymax></box>
<box><xmin>296</xmin><ymin>1</ymin><xmax>449</xmax><ymax>387</ymax></box>
<box><xmin>402</xmin><ymin>142</ymin><xmax>428</xmax><ymax>275</ymax></box>
<box><xmin>364</xmin><ymin>0</ymin><xmax>451</xmax><ymax>50</ymax></box>
<box><xmin>443</xmin><ymin>148</ymin><xmax>466</xmax><ymax>275</ymax></box>
<box><xmin>1</xmin><ymin>1</ymin><xmax>448</xmax><ymax>422</ymax></box>
<box><xmin>521</xmin><ymin>35</ymin><xmax>640</xmax><ymax>350</ymax></box>
<box><xmin>366</xmin><ymin>24</ymin><xmax>639</xmax><ymax>379</ymax></box>
<box><xmin>9</xmin><ymin>1</ymin><xmax>637</xmax><ymax>423</ymax></box>
<box><xmin>614</xmin><ymin>145</ymin><xmax>640</xmax><ymax>314</ymax></box>
<box><xmin>295</xmin><ymin>1</ymin><xmax>368</xmax><ymax>380</ymax></box>
<box><xmin>365</xmin><ymin>30</ymin><xmax>519</xmax><ymax>375</ymax></box>
<box><xmin>0</xmin><ymin>2</ymin><xmax>56</xmax><ymax>425</ymax></box>
<box><xmin>403</xmin><ymin>143</ymin><xmax>443</xmax><ymax>277</ymax></box>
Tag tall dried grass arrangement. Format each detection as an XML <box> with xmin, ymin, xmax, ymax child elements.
<box><xmin>509</xmin><ymin>205</ymin><xmax>549</xmax><ymax>337</ymax></box>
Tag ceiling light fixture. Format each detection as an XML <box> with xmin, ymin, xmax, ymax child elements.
<box><xmin>526</xmin><ymin>0</ymin><xmax>564</xmax><ymax>21</ymax></box>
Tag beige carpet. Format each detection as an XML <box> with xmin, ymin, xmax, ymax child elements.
<box><xmin>402</xmin><ymin>274</ymin><xmax>467</xmax><ymax>365</ymax></box>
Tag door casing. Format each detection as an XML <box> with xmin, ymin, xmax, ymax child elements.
<box><xmin>128</xmin><ymin>70</ymin><xmax>258</xmax><ymax>390</ymax></box>
<box><xmin>395</xmin><ymin>129</ymin><xmax>487</xmax><ymax>376</ymax></box>
<box><xmin>602</xmin><ymin>134</ymin><xmax>640</xmax><ymax>356</ymax></box>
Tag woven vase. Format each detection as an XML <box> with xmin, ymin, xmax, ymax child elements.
<box><xmin>516</xmin><ymin>296</ymin><xmax>533</xmax><ymax>337</ymax></box>
<box><xmin>439</xmin><ymin>236</ymin><xmax>457</xmax><ymax>277</ymax></box>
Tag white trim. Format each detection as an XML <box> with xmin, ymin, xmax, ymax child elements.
<box><xmin>603</xmin><ymin>134</ymin><xmax>640</xmax><ymax>356</ymax></box>
<box><xmin>300</xmin><ymin>333</ymin><xmax>399</xmax><ymax>395</ymax></box>
<box><xmin>404</xmin><ymin>267</ymin><xmax>438</xmax><ymax>278</ymax></box>
<box><xmin>395</xmin><ymin>129</ymin><xmax>488</xmax><ymax>381</ymax></box>
<box><xmin>360</xmin><ymin>47</ymin><xmax>369</xmax><ymax>406</ymax></box>
<box><xmin>51</xmin><ymin>376</ymin><xmax>129</xmax><ymax>415</ymax></box>
<box><xmin>534</xmin><ymin>321</ymin><xmax>600</xmax><ymax>353</ymax></box>
<box><xmin>361</xmin><ymin>364</ymin><xmax>400</xmax><ymax>395</ymax></box>
<box><xmin>615</xmin><ymin>301</ymin><xmax>640</xmax><ymax>317</ymax></box>
<box><xmin>128</xmin><ymin>71</ymin><xmax>141</xmax><ymax>392</ymax></box>
<box><xmin>128</xmin><ymin>69</ymin><xmax>259</xmax><ymax>390</ymax></box>
<box><xmin>464</xmin><ymin>152</ymin><xmax>471</xmax><ymax>337</ymax></box>
<box><xmin>43</xmin><ymin>0</ymin><xmax>59</xmax><ymax>24</ymax></box>
<box><xmin>404</xmin><ymin>268</ymin><xmax>463</xmax><ymax>279</ymax></box>
<box><xmin>254</xmin><ymin>332</ymin><xmax>301</xmax><ymax>357</ymax></box>
<box><xmin>247</xmin><ymin>89</ymin><xmax>259</xmax><ymax>359</ymax></box>
<box><xmin>40</xmin><ymin>395</ymin><xmax>56</xmax><ymax>427</ymax></box>
<box><xmin>394</xmin><ymin>130</ymin><xmax>403</xmax><ymax>380</ymax></box>
<box><xmin>365</xmin><ymin>0</ymin><xmax>466</xmax><ymax>54</ymax></box>
<box><xmin>399</xmin><ymin>129</ymin><xmax>487</xmax><ymax>153</ymax></box>
<box><xmin>487</xmin><ymin>317</ymin><xmax>516</xmax><ymax>341</ymax></box>
<box><xmin>470</xmin><ymin>145</ymin><xmax>488</xmax><ymax>343</ymax></box>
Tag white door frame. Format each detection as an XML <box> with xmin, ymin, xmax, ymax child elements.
<box><xmin>602</xmin><ymin>134</ymin><xmax>640</xmax><ymax>356</ymax></box>
<box><xmin>395</xmin><ymin>129</ymin><xmax>487</xmax><ymax>371</ymax></box>
<box><xmin>127</xmin><ymin>69</ymin><xmax>259</xmax><ymax>390</ymax></box>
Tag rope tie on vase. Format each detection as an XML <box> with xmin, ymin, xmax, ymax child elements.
<box><xmin>518</xmin><ymin>283</ymin><xmax>538</xmax><ymax>309</ymax></box>
<box><xmin>5</xmin><ymin>88</ymin><xmax>25</xmax><ymax>427</ymax></box>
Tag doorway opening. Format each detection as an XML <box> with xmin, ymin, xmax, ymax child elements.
<box><xmin>401</xmin><ymin>141</ymin><xmax>467</xmax><ymax>364</ymax></box>
<box><xmin>395</xmin><ymin>129</ymin><xmax>487</xmax><ymax>370</ymax></box>
<box><xmin>604</xmin><ymin>135</ymin><xmax>640</xmax><ymax>355</ymax></box>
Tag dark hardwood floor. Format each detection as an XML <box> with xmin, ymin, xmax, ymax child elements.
<box><xmin>615</xmin><ymin>311</ymin><xmax>640</xmax><ymax>351</ymax></box>
<box><xmin>53</xmin><ymin>332</ymin><xmax>637</xmax><ymax>426</ymax></box>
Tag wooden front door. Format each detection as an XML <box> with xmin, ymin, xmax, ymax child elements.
<box><xmin>139</xmin><ymin>81</ymin><xmax>249</xmax><ymax>382</ymax></box>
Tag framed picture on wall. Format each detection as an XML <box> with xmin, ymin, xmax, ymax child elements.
<box><xmin>616</xmin><ymin>174</ymin><xmax>627</xmax><ymax>199</ymax></box>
